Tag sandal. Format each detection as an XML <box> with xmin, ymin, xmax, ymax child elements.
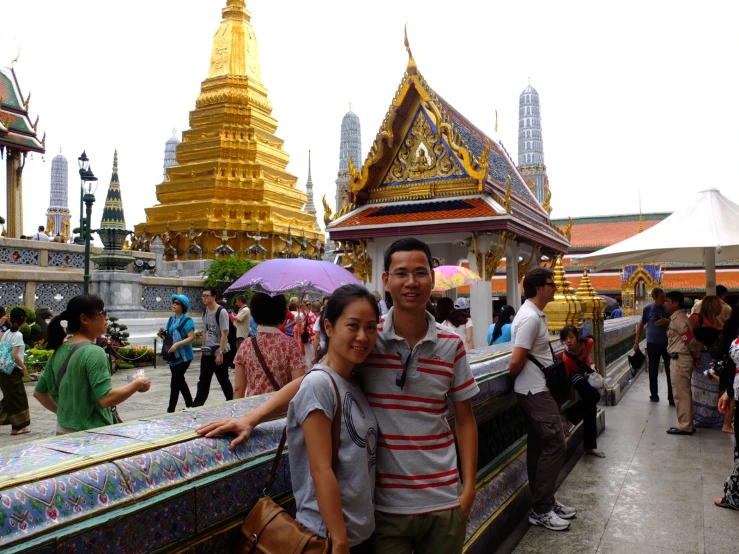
<box><xmin>714</xmin><ymin>497</ymin><xmax>739</xmax><ymax>510</ymax></box>
<box><xmin>666</xmin><ymin>427</ymin><xmax>694</xmax><ymax>435</ymax></box>
<box><xmin>585</xmin><ymin>450</ymin><xmax>606</xmax><ymax>458</ymax></box>
<box><xmin>11</xmin><ymin>427</ymin><xmax>31</xmax><ymax>435</ymax></box>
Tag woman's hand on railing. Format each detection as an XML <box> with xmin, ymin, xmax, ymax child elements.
<box><xmin>197</xmin><ymin>414</ymin><xmax>257</xmax><ymax>450</ymax></box>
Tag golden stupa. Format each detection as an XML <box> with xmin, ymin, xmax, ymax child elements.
<box><xmin>135</xmin><ymin>0</ymin><xmax>323</xmax><ymax>260</ymax></box>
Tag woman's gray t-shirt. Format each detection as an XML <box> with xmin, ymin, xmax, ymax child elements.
<box><xmin>286</xmin><ymin>365</ymin><xmax>377</xmax><ymax>546</ymax></box>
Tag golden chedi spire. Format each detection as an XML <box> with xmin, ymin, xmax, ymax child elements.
<box><xmin>576</xmin><ymin>269</ymin><xmax>606</xmax><ymax>321</ymax></box>
<box><xmin>543</xmin><ymin>255</ymin><xmax>585</xmax><ymax>333</ymax></box>
<box><xmin>136</xmin><ymin>0</ymin><xmax>323</xmax><ymax>260</ymax></box>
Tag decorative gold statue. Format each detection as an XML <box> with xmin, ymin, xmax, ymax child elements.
<box><xmin>322</xmin><ymin>195</ymin><xmax>333</xmax><ymax>228</ymax></box>
<box><xmin>245</xmin><ymin>224</ymin><xmax>269</xmax><ymax>260</ymax></box>
<box><xmin>185</xmin><ymin>223</ymin><xmax>206</xmax><ymax>260</ymax></box>
<box><xmin>211</xmin><ymin>229</ymin><xmax>240</xmax><ymax>258</ymax></box>
<box><xmin>159</xmin><ymin>224</ymin><xmax>180</xmax><ymax>260</ymax></box>
<box><xmin>275</xmin><ymin>225</ymin><xmax>296</xmax><ymax>258</ymax></box>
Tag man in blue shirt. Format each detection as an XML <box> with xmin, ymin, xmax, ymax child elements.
<box><xmin>611</xmin><ymin>298</ymin><xmax>623</xmax><ymax>319</ymax></box>
<box><xmin>634</xmin><ymin>287</ymin><xmax>673</xmax><ymax>404</ymax></box>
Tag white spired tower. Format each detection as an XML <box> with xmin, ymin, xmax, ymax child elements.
<box><xmin>303</xmin><ymin>150</ymin><xmax>319</xmax><ymax>230</ymax></box>
<box><xmin>335</xmin><ymin>108</ymin><xmax>362</xmax><ymax>213</ymax></box>
<box><xmin>162</xmin><ymin>128</ymin><xmax>181</xmax><ymax>181</ymax></box>
<box><xmin>517</xmin><ymin>83</ymin><xmax>548</xmax><ymax>204</ymax></box>
<box><xmin>45</xmin><ymin>149</ymin><xmax>71</xmax><ymax>238</ymax></box>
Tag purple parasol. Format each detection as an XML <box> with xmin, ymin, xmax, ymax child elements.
<box><xmin>225</xmin><ymin>258</ymin><xmax>363</xmax><ymax>295</ymax></box>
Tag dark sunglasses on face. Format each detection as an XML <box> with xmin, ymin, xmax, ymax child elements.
<box><xmin>97</xmin><ymin>309</ymin><xmax>108</xmax><ymax>317</ymax></box>
<box><xmin>396</xmin><ymin>348</ymin><xmax>412</xmax><ymax>389</ymax></box>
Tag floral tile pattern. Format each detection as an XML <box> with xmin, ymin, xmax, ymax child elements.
<box><xmin>0</xmin><ymin>446</ymin><xmax>84</xmax><ymax>487</ymax></box>
<box><xmin>89</xmin><ymin>419</ymin><xmax>193</xmax><ymax>442</ymax></box>
<box><xmin>0</xmin><ymin>463</ymin><xmax>133</xmax><ymax>547</ymax></box>
<box><xmin>41</xmin><ymin>432</ymin><xmax>144</xmax><ymax>457</ymax></box>
<box><xmin>116</xmin><ymin>450</ymin><xmax>185</xmax><ymax>497</ymax></box>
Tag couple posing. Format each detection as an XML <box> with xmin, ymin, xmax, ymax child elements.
<box><xmin>198</xmin><ymin>238</ymin><xmax>479</xmax><ymax>554</ymax></box>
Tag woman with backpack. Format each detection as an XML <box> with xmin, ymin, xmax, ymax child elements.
<box><xmin>164</xmin><ymin>294</ymin><xmax>196</xmax><ymax>412</ymax></box>
<box><xmin>0</xmin><ymin>308</ymin><xmax>31</xmax><ymax>435</ymax></box>
<box><xmin>690</xmin><ymin>295</ymin><xmax>725</xmax><ymax>428</ymax></box>
<box><xmin>33</xmin><ymin>295</ymin><xmax>151</xmax><ymax>434</ymax></box>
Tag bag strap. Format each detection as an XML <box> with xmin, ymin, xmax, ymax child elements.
<box><xmin>55</xmin><ymin>342</ymin><xmax>94</xmax><ymax>389</ymax></box>
<box><xmin>526</xmin><ymin>342</ymin><xmax>558</xmax><ymax>373</ymax></box>
<box><xmin>264</xmin><ymin>368</ymin><xmax>342</xmax><ymax>495</ymax></box>
<box><xmin>564</xmin><ymin>349</ymin><xmax>591</xmax><ymax>373</ymax></box>
<box><xmin>252</xmin><ymin>336</ymin><xmax>280</xmax><ymax>391</ymax></box>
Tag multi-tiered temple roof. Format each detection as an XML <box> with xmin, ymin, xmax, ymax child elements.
<box><xmin>326</xmin><ymin>33</ymin><xmax>567</xmax><ymax>255</ymax></box>
<box><xmin>0</xmin><ymin>66</ymin><xmax>44</xmax><ymax>153</ymax></box>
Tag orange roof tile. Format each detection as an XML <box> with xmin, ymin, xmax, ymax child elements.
<box><xmin>565</xmin><ymin>220</ymin><xmax>661</xmax><ymax>250</ymax></box>
<box><xmin>333</xmin><ymin>198</ymin><xmax>497</xmax><ymax>229</ymax></box>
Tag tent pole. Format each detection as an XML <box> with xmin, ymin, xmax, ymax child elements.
<box><xmin>704</xmin><ymin>247</ymin><xmax>717</xmax><ymax>296</ymax></box>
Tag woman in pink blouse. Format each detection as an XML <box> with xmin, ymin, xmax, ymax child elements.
<box><xmin>234</xmin><ymin>293</ymin><xmax>307</xmax><ymax>398</ymax></box>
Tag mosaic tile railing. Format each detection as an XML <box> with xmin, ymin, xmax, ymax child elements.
<box><xmin>142</xmin><ymin>285</ymin><xmax>177</xmax><ymax>312</ymax></box>
<box><xmin>47</xmin><ymin>251</ymin><xmax>86</xmax><ymax>269</ymax></box>
<box><xmin>0</xmin><ymin>247</ymin><xmax>39</xmax><ymax>266</ymax></box>
<box><xmin>0</xmin><ymin>321</ymin><xmax>629</xmax><ymax>553</ymax></box>
<box><xmin>35</xmin><ymin>283</ymin><xmax>84</xmax><ymax>314</ymax></box>
<box><xmin>182</xmin><ymin>286</ymin><xmax>205</xmax><ymax>313</ymax></box>
<box><xmin>0</xmin><ymin>281</ymin><xmax>26</xmax><ymax>307</ymax></box>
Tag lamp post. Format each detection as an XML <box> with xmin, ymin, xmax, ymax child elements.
<box><xmin>76</xmin><ymin>151</ymin><xmax>90</xmax><ymax>245</ymax></box>
<box><xmin>81</xmin><ymin>167</ymin><xmax>98</xmax><ymax>295</ymax></box>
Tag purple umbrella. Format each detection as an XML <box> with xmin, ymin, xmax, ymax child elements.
<box><xmin>225</xmin><ymin>259</ymin><xmax>363</xmax><ymax>295</ymax></box>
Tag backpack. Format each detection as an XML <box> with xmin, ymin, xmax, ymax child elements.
<box><xmin>0</xmin><ymin>332</ymin><xmax>17</xmax><ymax>375</ymax></box>
<box><xmin>695</xmin><ymin>313</ymin><xmax>724</xmax><ymax>359</ymax></box>
<box><xmin>203</xmin><ymin>306</ymin><xmax>237</xmax><ymax>353</ymax></box>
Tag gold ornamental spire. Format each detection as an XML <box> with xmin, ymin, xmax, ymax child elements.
<box><xmin>543</xmin><ymin>255</ymin><xmax>585</xmax><ymax>332</ymax></box>
<box><xmin>404</xmin><ymin>23</ymin><xmax>418</xmax><ymax>75</ymax></box>
<box><xmin>208</xmin><ymin>0</ymin><xmax>262</xmax><ymax>81</ymax></box>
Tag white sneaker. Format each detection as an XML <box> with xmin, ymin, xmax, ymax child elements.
<box><xmin>528</xmin><ymin>509</ymin><xmax>571</xmax><ymax>531</ymax></box>
<box><xmin>553</xmin><ymin>499</ymin><xmax>577</xmax><ymax>519</ymax></box>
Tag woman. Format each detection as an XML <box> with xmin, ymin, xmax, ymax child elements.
<box><xmin>164</xmin><ymin>294</ymin><xmax>195</xmax><ymax>412</ymax></box>
<box><xmin>488</xmin><ymin>305</ymin><xmax>516</xmax><ymax>345</ymax></box>
<box><xmin>287</xmin><ymin>284</ymin><xmax>380</xmax><ymax>554</ymax></box>
<box><xmin>689</xmin><ymin>295</ymin><xmax>725</xmax><ymax>428</ymax></box>
<box><xmin>558</xmin><ymin>325</ymin><xmax>604</xmax><ymax>458</ymax></box>
<box><xmin>0</xmin><ymin>308</ymin><xmax>31</xmax><ymax>435</ymax></box>
<box><xmin>282</xmin><ymin>297</ymin><xmax>299</xmax><ymax>337</ymax></box>
<box><xmin>714</xmin><ymin>309</ymin><xmax>739</xmax><ymax>510</ymax></box>
<box><xmin>302</xmin><ymin>300</ymin><xmax>321</xmax><ymax>368</ymax></box>
<box><xmin>443</xmin><ymin>297</ymin><xmax>474</xmax><ymax>351</ymax></box>
<box><xmin>719</xmin><ymin>305</ymin><xmax>739</xmax><ymax>433</ymax></box>
<box><xmin>435</xmin><ymin>297</ymin><xmax>454</xmax><ymax>325</ymax></box>
<box><xmin>33</xmin><ymin>295</ymin><xmax>151</xmax><ymax>434</ymax></box>
<box><xmin>233</xmin><ymin>293</ymin><xmax>307</xmax><ymax>399</ymax></box>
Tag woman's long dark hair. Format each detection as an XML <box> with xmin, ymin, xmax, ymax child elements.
<box><xmin>492</xmin><ymin>305</ymin><xmax>516</xmax><ymax>343</ymax></box>
<box><xmin>9</xmin><ymin>308</ymin><xmax>27</xmax><ymax>333</ymax></box>
<box><xmin>435</xmin><ymin>297</ymin><xmax>454</xmax><ymax>324</ymax></box>
<box><xmin>46</xmin><ymin>295</ymin><xmax>105</xmax><ymax>350</ymax></box>
<box><xmin>315</xmin><ymin>284</ymin><xmax>381</xmax><ymax>362</ymax></box>
<box><xmin>447</xmin><ymin>308</ymin><xmax>468</xmax><ymax>328</ymax></box>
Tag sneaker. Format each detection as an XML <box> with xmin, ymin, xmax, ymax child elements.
<box><xmin>528</xmin><ymin>509</ymin><xmax>571</xmax><ymax>531</ymax></box>
<box><xmin>553</xmin><ymin>499</ymin><xmax>577</xmax><ymax>519</ymax></box>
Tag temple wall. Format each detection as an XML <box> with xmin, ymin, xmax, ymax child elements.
<box><xmin>0</xmin><ymin>319</ymin><xmax>635</xmax><ymax>553</ymax></box>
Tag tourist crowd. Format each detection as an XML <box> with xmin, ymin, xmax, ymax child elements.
<box><xmin>2</xmin><ymin>237</ymin><xmax>738</xmax><ymax>552</ymax></box>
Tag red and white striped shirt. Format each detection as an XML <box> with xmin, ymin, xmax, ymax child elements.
<box><xmin>357</xmin><ymin>308</ymin><xmax>479</xmax><ymax>514</ymax></box>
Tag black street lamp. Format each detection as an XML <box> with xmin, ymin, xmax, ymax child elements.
<box><xmin>81</xmin><ymin>167</ymin><xmax>98</xmax><ymax>295</ymax></box>
<box><xmin>76</xmin><ymin>151</ymin><xmax>90</xmax><ymax>245</ymax></box>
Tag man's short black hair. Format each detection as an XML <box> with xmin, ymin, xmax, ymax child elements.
<box><xmin>250</xmin><ymin>293</ymin><xmax>287</xmax><ymax>326</ymax></box>
<box><xmin>522</xmin><ymin>266</ymin><xmax>555</xmax><ymax>299</ymax></box>
<box><xmin>38</xmin><ymin>226</ymin><xmax>45</xmax><ymax>231</ymax></box>
<box><xmin>716</xmin><ymin>284</ymin><xmax>728</xmax><ymax>297</ymax></box>
<box><xmin>651</xmin><ymin>287</ymin><xmax>664</xmax><ymax>300</ymax></box>
<box><xmin>617</xmin><ymin>298</ymin><xmax>622</xmax><ymax>306</ymax></box>
<box><xmin>236</xmin><ymin>295</ymin><xmax>247</xmax><ymax>305</ymax></box>
<box><xmin>666</xmin><ymin>290</ymin><xmax>684</xmax><ymax>308</ymax></box>
<box><xmin>384</xmin><ymin>238</ymin><xmax>433</xmax><ymax>272</ymax></box>
<box><xmin>202</xmin><ymin>286</ymin><xmax>219</xmax><ymax>299</ymax></box>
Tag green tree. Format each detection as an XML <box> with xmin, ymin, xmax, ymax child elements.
<box><xmin>202</xmin><ymin>258</ymin><xmax>257</xmax><ymax>294</ymax></box>
<box><xmin>106</xmin><ymin>316</ymin><xmax>130</xmax><ymax>345</ymax></box>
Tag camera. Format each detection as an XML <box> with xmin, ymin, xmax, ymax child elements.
<box><xmin>201</xmin><ymin>346</ymin><xmax>214</xmax><ymax>356</ymax></box>
<box><xmin>703</xmin><ymin>359</ymin><xmax>726</xmax><ymax>378</ymax></box>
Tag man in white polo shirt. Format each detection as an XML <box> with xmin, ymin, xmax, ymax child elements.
<box><xmin>508</xmin><ymin>266</ymin><xmax>575</xmax><ymax>532</ymax></box>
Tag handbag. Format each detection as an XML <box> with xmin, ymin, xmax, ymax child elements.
<box><xmin>161</xmin><ymin>316</ymin><xmax>190</xmax><ymax>362</ymax></box>
<box><xmin>235</xmin><ymin>343</ymin><xmax>341</xmax><ymax>554</ymax></box>
<box><xmin>564</xmin><ymin>350</ymin><xmax>605</xmax><ymax>390</ymax></box>
<box><xmin>527</xmin><ymin>343</ymin><xmax>570</xmax><ymax>402</ymax></box>
<box><xmin>628</xmin><ymin>348</ymin><xmax>646</xmax><ymax>371</ymax></box>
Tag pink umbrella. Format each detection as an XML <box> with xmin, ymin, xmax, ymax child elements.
<box><xmin>432</xmin><ymin>265</ymin><xmax>481</xmax><ymax>292</ymax></box>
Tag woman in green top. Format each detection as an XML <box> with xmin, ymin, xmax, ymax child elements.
<box><xmin>33</xmin><ymin>295</ymin><xmax>152</xmax><ymax>434</ymax></box>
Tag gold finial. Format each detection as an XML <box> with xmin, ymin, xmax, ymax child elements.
<box><xmin>23</xmin><ymin>91</ymin><xmax>31</xmax><ymax>111</ymax></box>
<box><xmin>542</xmin><ymin>177</ymin><xmax>552</xmax><ymax>214</ymax></box>
<box><xmin>494</xmin><ymin>109</ymin><xmax>498</xmax><ymax>133</ymax></box>
<box><xmin>504</xmin><ymin>175</ymin><xmax>513</xmax><ymax>214</ymax></box>
<box><xmin>564</xmin><ymin>216</ymin><xmax>573</xmax><ymax>241</ymax></box>
<box><xmin>322</xmin><ymin>195</ymin><xmax>333</xmax><ymax>227</ymax></box>
<box><xmin>404</xmin><ymin>22</ymin><xmax>418</xmax><ymax>75</ymax></box>
<box><xmin>59</xmin><ymin>145</ymin><xmax>62</xmax><ymax>154</ymax></box>
<box><xmin>11</xmin><ymin>48</ymin><xmax>20</xmax><ymax>67</ymax></box>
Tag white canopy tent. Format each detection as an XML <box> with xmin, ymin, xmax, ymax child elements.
<box><xmin>575</xmin><ymin>189</ymin><xmax>739</xmax><ymax>295</ymax></box>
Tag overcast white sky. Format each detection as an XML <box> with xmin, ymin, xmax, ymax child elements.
<box><xmin>2</xmin><ymin>0</ymin><xmax>738</xmax><ymax>238</ymax></box>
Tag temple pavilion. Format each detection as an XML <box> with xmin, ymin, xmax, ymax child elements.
<box><xmin>135</xmin><ymin>0</ymin><xmax>323</xmax><ymax>260</ymax></box>
<box><xmin>0</xmin><ymin>64</ymin><xmax>45</xmax><ymax>238</ymax></box>
<box><xmin>325</xmin><ymin>30</ymin><xmax>569</xmax><ymax>308</ymax></box>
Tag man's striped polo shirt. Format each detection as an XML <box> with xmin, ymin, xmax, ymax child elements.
<box><xmin>357</xmin><ymin>308</ymin><xmax>480</xmax><ymax>514</ymax></box>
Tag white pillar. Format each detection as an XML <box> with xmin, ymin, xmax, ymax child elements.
<box><xmin>506</xmin><ymin>242</ymin><xmax>521</xmax><ymax>311</ymax></box>
<box><xmin>704</xmin><ymin>247</ymin><xmax>717</xmax><ymax>296</ymax></box>
<box><xmin>470</xmin><ymin>280</ymin><xmax>492</xmax><ymax>349</ymax></box>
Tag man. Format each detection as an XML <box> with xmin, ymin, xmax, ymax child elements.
<box><xmin>33</xmin><ymin>226</ymin><xmax>50</xmax><ymax>241</ymax></box>
<box><xmin>508</xmin><ymin>267</ymin><xmax>575</xmax><ymax>531</ymax></box>
<box><xmin>192</xmin><ymin>287</ymin><xmax>233</xmax><ymax>406</ymax></box>
<box><xmin>611</xmin><ymin>298</ymin><xmax>623</xmax><ymax>319</ymax></box>
<box><xmin>634</xmin><ymin>287</ymin><xmax>673</xmax><ymax>404</ymax></box>
<box><xmin>372</xmin><ymin>290</ymin><xmax>389</xmax><ymax>315</ymax></box>
<box><xmin>692</xmin><ymin>285</ymin><xmax>732</xmax><ymax>325</ymax></box>
<box><xmin>232</xmin><ymin>295</ymin><xmax>251</xmax><ymax>351</ymax></box>
<box><xmin>665</xmin><ymin>291</ymin><xmax>701</xmax><ymax>436</ymax></box>
<box><xmin>198</xmin><ymin>238</ymin><xmax>479</xmax><ymax>553</ymax></box>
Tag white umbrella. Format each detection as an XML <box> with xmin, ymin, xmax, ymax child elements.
<box><xmin>575</xmin><ymin>189</ymin><xmax>739</xmax><ymax>295</ymax></box>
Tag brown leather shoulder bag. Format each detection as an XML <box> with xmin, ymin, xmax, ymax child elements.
<box><xmin>234</xmin><ymin>346</ymin><xmax>341</xmax><ymax>554</ymax></box>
